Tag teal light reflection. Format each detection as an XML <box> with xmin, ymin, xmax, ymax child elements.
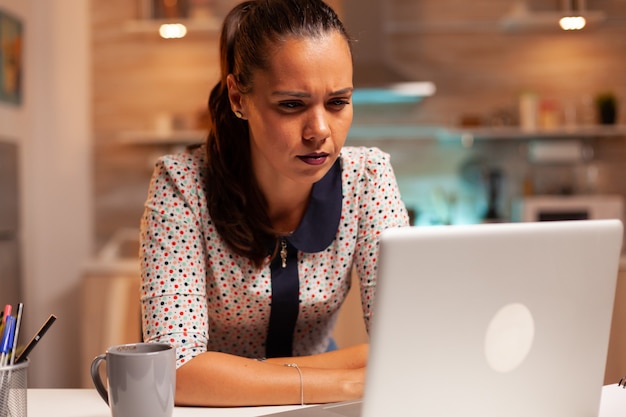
<box><xmin>397</xmin><ymin>176</ymin><xmax>486</xmax><ymax>226</ymax></box>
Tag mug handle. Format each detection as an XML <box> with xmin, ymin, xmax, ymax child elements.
<box><xmin>90</xmin><ymin>354</ymin><xmax>109</xmax><ymax>405</ymax></box>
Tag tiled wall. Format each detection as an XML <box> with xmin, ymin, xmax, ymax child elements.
<box><xmin>92</xmin><ymin>0</ymin><xmax>626</xmax><ymax>247</ymax></box>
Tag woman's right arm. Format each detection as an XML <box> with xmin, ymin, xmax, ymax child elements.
<box><xmin>175</xmin><ymin>345</ymin><xmax>367</xmax><ymax>407</ymax></box>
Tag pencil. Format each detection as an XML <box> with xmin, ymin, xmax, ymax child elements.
<box><xmin>9</xmin><ymin>303</ymin><xmax>23</xmax><ymax>366</ymax></box>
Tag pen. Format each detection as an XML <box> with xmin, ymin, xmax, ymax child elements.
<box><xmin>1</xmin><ymin>305</ymin><xmax>10</xmax><ymax>326</ymax></box>
<box><xmin>15</xmin><ymin>314</ymin><xmax>57</xmax><ymax>364</ymax></box>
<box><xmin>9</xmin><ymin>303</ymin><xmax>24</xmax><ymax>366</ymax></box>
<box><xmin>0</xmin><ymin>316</ymin><xmax>16</xmax><ymax>367</ymax></box>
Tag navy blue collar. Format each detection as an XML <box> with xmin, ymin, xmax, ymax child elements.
<box><xmin>285</xmin><ymin>158</ymin><xmax>343</xmax><ymax>253</ymax></box>
<box><xmin>264</xmin><ymin>158</ymin><xmax>343</xmax><ymax>357</ymax></box>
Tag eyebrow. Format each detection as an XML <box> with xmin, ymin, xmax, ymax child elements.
<box><xmin>271</xmin><ymin>87</ymin><xmax>354</xmax><ymax>98</ymax></box>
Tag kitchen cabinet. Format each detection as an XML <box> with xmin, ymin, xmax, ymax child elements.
<box><xmin>333</xmin><ymin>268</ymin><xmax>368</xmax><ymax>348</ymax></box>
<box><xmin>80</xmin><ymin>272</ymin><xmax>141</xmax><ymax>387</ymax></box>
<box><xmin>79</xmin><ymin>229</ymin><xmax>142</xmax><ymax>387</ymax></box>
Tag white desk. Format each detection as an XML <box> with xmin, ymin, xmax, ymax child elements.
<box><xmin>27</xmin><ymin>385</ymin><xmax>626</xmax><ymax>417</ymax></box>
<box><xmin>27</xmin><ymin>389</ymin><xmax>304</xmax><ymax>417</ymax></box>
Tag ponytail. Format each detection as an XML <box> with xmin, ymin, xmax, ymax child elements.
<box><xmin>204</xmin><ymin>0</ymin><xmax>351</xmax><ymax>268</ymax></box>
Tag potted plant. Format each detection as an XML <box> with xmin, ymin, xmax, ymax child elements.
<box><xmin>595</xmin><ymin>92</ymin><xmax>618</xmax><ymax>124</ymax></box>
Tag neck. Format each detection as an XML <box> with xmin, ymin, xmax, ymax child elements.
<box><xmin>264</xmin><ymin>184</ymin><xmax>312</xmax><ymax>235</ymax></box>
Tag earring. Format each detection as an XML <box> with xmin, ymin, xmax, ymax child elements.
<box><xmin>234</xmin><ymin>110</ymin><xmax>243</xmax><ymax>119</ymax></box>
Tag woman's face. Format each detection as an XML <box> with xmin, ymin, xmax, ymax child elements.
<box><xmin>229</xmin><ymin>31</ymin><xmax>353</xmax><ymax>191</ymax></box>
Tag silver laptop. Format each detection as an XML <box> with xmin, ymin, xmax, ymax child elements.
<box><xmin>264</xmin><ymin>219</ymin><xmax>623</xmax><ymax>417</ymax></box>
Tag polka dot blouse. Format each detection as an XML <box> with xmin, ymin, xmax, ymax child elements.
<box><xmin>140</xmin><ymin>145</ymin><xmax>410</xmax><ymax>368</ymax></box>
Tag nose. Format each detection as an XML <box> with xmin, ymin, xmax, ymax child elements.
<box><xmin>302</xmin><ymin>107</ymin><xmax>330</xmax><ymax>142</ymax></box>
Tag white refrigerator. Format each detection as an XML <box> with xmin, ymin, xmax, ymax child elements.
<box><xmin>0</xmin><ymin>141</ymin><xmax>21</xmax><ymax>307</ymax></box>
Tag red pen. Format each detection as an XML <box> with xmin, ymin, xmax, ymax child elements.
<box><xmin>2</xmin><ymin>305</ymin><xmax>11</xmax><ymax>324</ymax></box>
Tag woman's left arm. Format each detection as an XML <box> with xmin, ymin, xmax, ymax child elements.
<box><xmin>351</xmin><ymin>148</ymin><xmax>410</xmax><ymax>332</ymax></box>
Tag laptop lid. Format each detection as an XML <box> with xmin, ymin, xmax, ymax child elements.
<box><xmin>262</xmin><ymin>219</ymin><xmax>623</xmax><ymax>417</ymax></box>
<box><xmin>363</xmin><ymin>219</ymin><xmax>623</xmax><ymax>417</ymax></box>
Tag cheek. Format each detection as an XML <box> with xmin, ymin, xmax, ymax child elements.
<box><xmin>263</xmin><ymin>116</ymin><xmax>302</xmax><ymax>141</ymax></box>
<box><xmin>332</xmin><ymin>112</ymin><xmax>353</xmax><ymax>139</ymax></box>
<box><xmin>250</xmin><ymin>121</ymin><xmax>295</xmax><ymax>153</ymax></box>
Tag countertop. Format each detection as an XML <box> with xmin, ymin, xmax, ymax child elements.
<box><xmin>24</xmin><ymin>386</ymin><xmax>626</xmax><ymax>417</ymax></box>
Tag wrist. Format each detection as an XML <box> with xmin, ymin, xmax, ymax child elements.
<box><xmin>340</xmin><ymin>368</ymin><xmax>365</xmax><ymax>400</ymax></box>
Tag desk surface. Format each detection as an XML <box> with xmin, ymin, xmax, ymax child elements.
<box><xmin>27</xmin><ymin>389</ymin><xmax>304</xmax><ymax>417</ymax></box>
<box><xmin>27</xmin><ymin>385</ymin><xmax>626</xmax><ymax>417</ymax></box>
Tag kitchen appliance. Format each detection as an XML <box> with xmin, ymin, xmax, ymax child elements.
<box><xmin>0</xmin><ymin>141</ymin><xmax>21</xmax><ymax>307</ymax></box>
<box><xmin>513</xmin><ymin>194</ymin><xmax>624</xmax><ymax>223</ymax></box>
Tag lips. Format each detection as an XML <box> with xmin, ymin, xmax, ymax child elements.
<box><xmin>298</xmin><ymin>152</ymin><xmax>329</xmax><ymax>166</ymax></box>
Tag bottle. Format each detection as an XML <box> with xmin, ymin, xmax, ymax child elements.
<box><xmin>539</xmin><ymin>99</ymin><xmax>560</xmax><ymax>130</ymax></box>
<box><xmin>519</xmin><ymin>91</ymin><xmax>539</xmax><ymax>132</ymax></box>
<box><xmin>483</xmin><ymin>168</ymin><xmax>503</xmax><ymax>223</ymax></box>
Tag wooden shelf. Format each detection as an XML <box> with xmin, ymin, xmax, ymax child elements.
<box><xmin>349</xmin><ymin>124</ymin><xmax>626</xmax><ymax>141</ymax></box>
<box><xmin>117</xmin><ymin>129</ymin><xmax>205</xmax><ymax>146</ymax></box>
<box><xmin>439</xmin><ymin>124</ymin><xmax>626</xmax><ymax>142</ymax></box>
<box><xmin>116</xmin><ymin>124</ymin><xmax>626</xmax><ymax>146</ymax></box>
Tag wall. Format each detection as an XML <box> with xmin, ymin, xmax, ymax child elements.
<box><xmin>0</xmin><ymin>0</ymin><xmax>92</xmax><ymax>387</ymax></box>
<box><xmin>91</xmin><ymin>0</ymin><xmax>220</xmax><ymax>247</ymax></box>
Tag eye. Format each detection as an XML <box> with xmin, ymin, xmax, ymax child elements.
<box><xmin>328</xmin><ymin>98</ymin><xmax>351</xmax><ymax>108</ymax></box>
<box><xmin>279</xmin><ymin>101</ymin><xmax>304</xmax><ymax>110</ymax></box>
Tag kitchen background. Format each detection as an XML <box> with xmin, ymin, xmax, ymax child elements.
<box><xmin>93</xmin><ymin>0</ymin><xmax>626</xmax><ymax>242</ymax></box>
<box><xmin>1</xmin><ymin>0</ymin><xmax>626</xmax><ymax>388</ymax></box>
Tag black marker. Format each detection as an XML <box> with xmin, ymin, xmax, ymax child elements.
<box><xmin>15</xmin><ymin>314</ymin><xmax>57</xmax><ymax>364</ymax></box>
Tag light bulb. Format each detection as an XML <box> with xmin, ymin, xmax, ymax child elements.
<box><xmin>159</xmin><ymin>23</ymin><xmax>188</xmax><ymax>39</ymax></box>
<box><xmin>559</xmin><ymin>16</ymin><xmax>586</xmax><ymax>30</ymax></box>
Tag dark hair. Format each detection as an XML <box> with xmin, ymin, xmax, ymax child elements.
<box><xmin>205</xmin><ymin>0</ymin><xmax>352</xmax><ymax>268</ymax></box>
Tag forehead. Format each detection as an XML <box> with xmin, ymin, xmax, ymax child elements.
<box><xmin>254</xmin><ymin>31</ymin><xmax>353</xmax><ymax>88</ymax></box>
<box><xmin>267</xmin><ymin>29</ymin><xmax>350</xmax><ymax>56</ymax></box>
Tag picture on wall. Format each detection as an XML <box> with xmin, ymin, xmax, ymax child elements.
<box><xmin>0</xmin><ymin>8</ymin><xmax>23</xmax><ymax>106</ymax></box>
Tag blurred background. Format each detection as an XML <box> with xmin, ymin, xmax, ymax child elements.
<box><xmin>1</xmin><ymin>0</ymin><xmax>626</xmax><ymax>388</ymax></box>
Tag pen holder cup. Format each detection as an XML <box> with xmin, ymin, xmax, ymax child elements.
<box><xmin>0</xmin><ymin>361</ymin><xmax>28</xmax><ymax>417</ymax></box>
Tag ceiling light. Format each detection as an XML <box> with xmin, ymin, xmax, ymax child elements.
<box><xmin>559</xmin><ymin>16</ymin><xmax>586</xmax><ymax>30</ymax></box>
<box><xmin>500</xmin><ymin>1</ymin><xmax>605</xmax><ymax>31</ymax></box>
<box><xmin>159</xmin><ymin>23</ymin><xmax>187</xmax><ymax>39</ymax></box>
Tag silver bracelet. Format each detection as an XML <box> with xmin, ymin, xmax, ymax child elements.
<box><xmin>285</xmin><ymin>363</ymin><xmax>304</xmax><ymax>406</ymax></box>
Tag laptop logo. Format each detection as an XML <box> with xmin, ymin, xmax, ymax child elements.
<box><xmin>484</xmin><ymin>303</ymin><xmax>535</xmax><ymax>373</ymax></box>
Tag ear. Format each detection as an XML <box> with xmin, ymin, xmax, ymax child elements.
<box><xmin>226</xmin><ymin>74</ymin><xmax>245</xmax><ymax>114</ymax></box>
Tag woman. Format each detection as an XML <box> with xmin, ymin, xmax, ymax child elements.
<box><xmin>140</xmin><ymin>0</ymin><xmax>409</xmax><ymax>407</ymax></box>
